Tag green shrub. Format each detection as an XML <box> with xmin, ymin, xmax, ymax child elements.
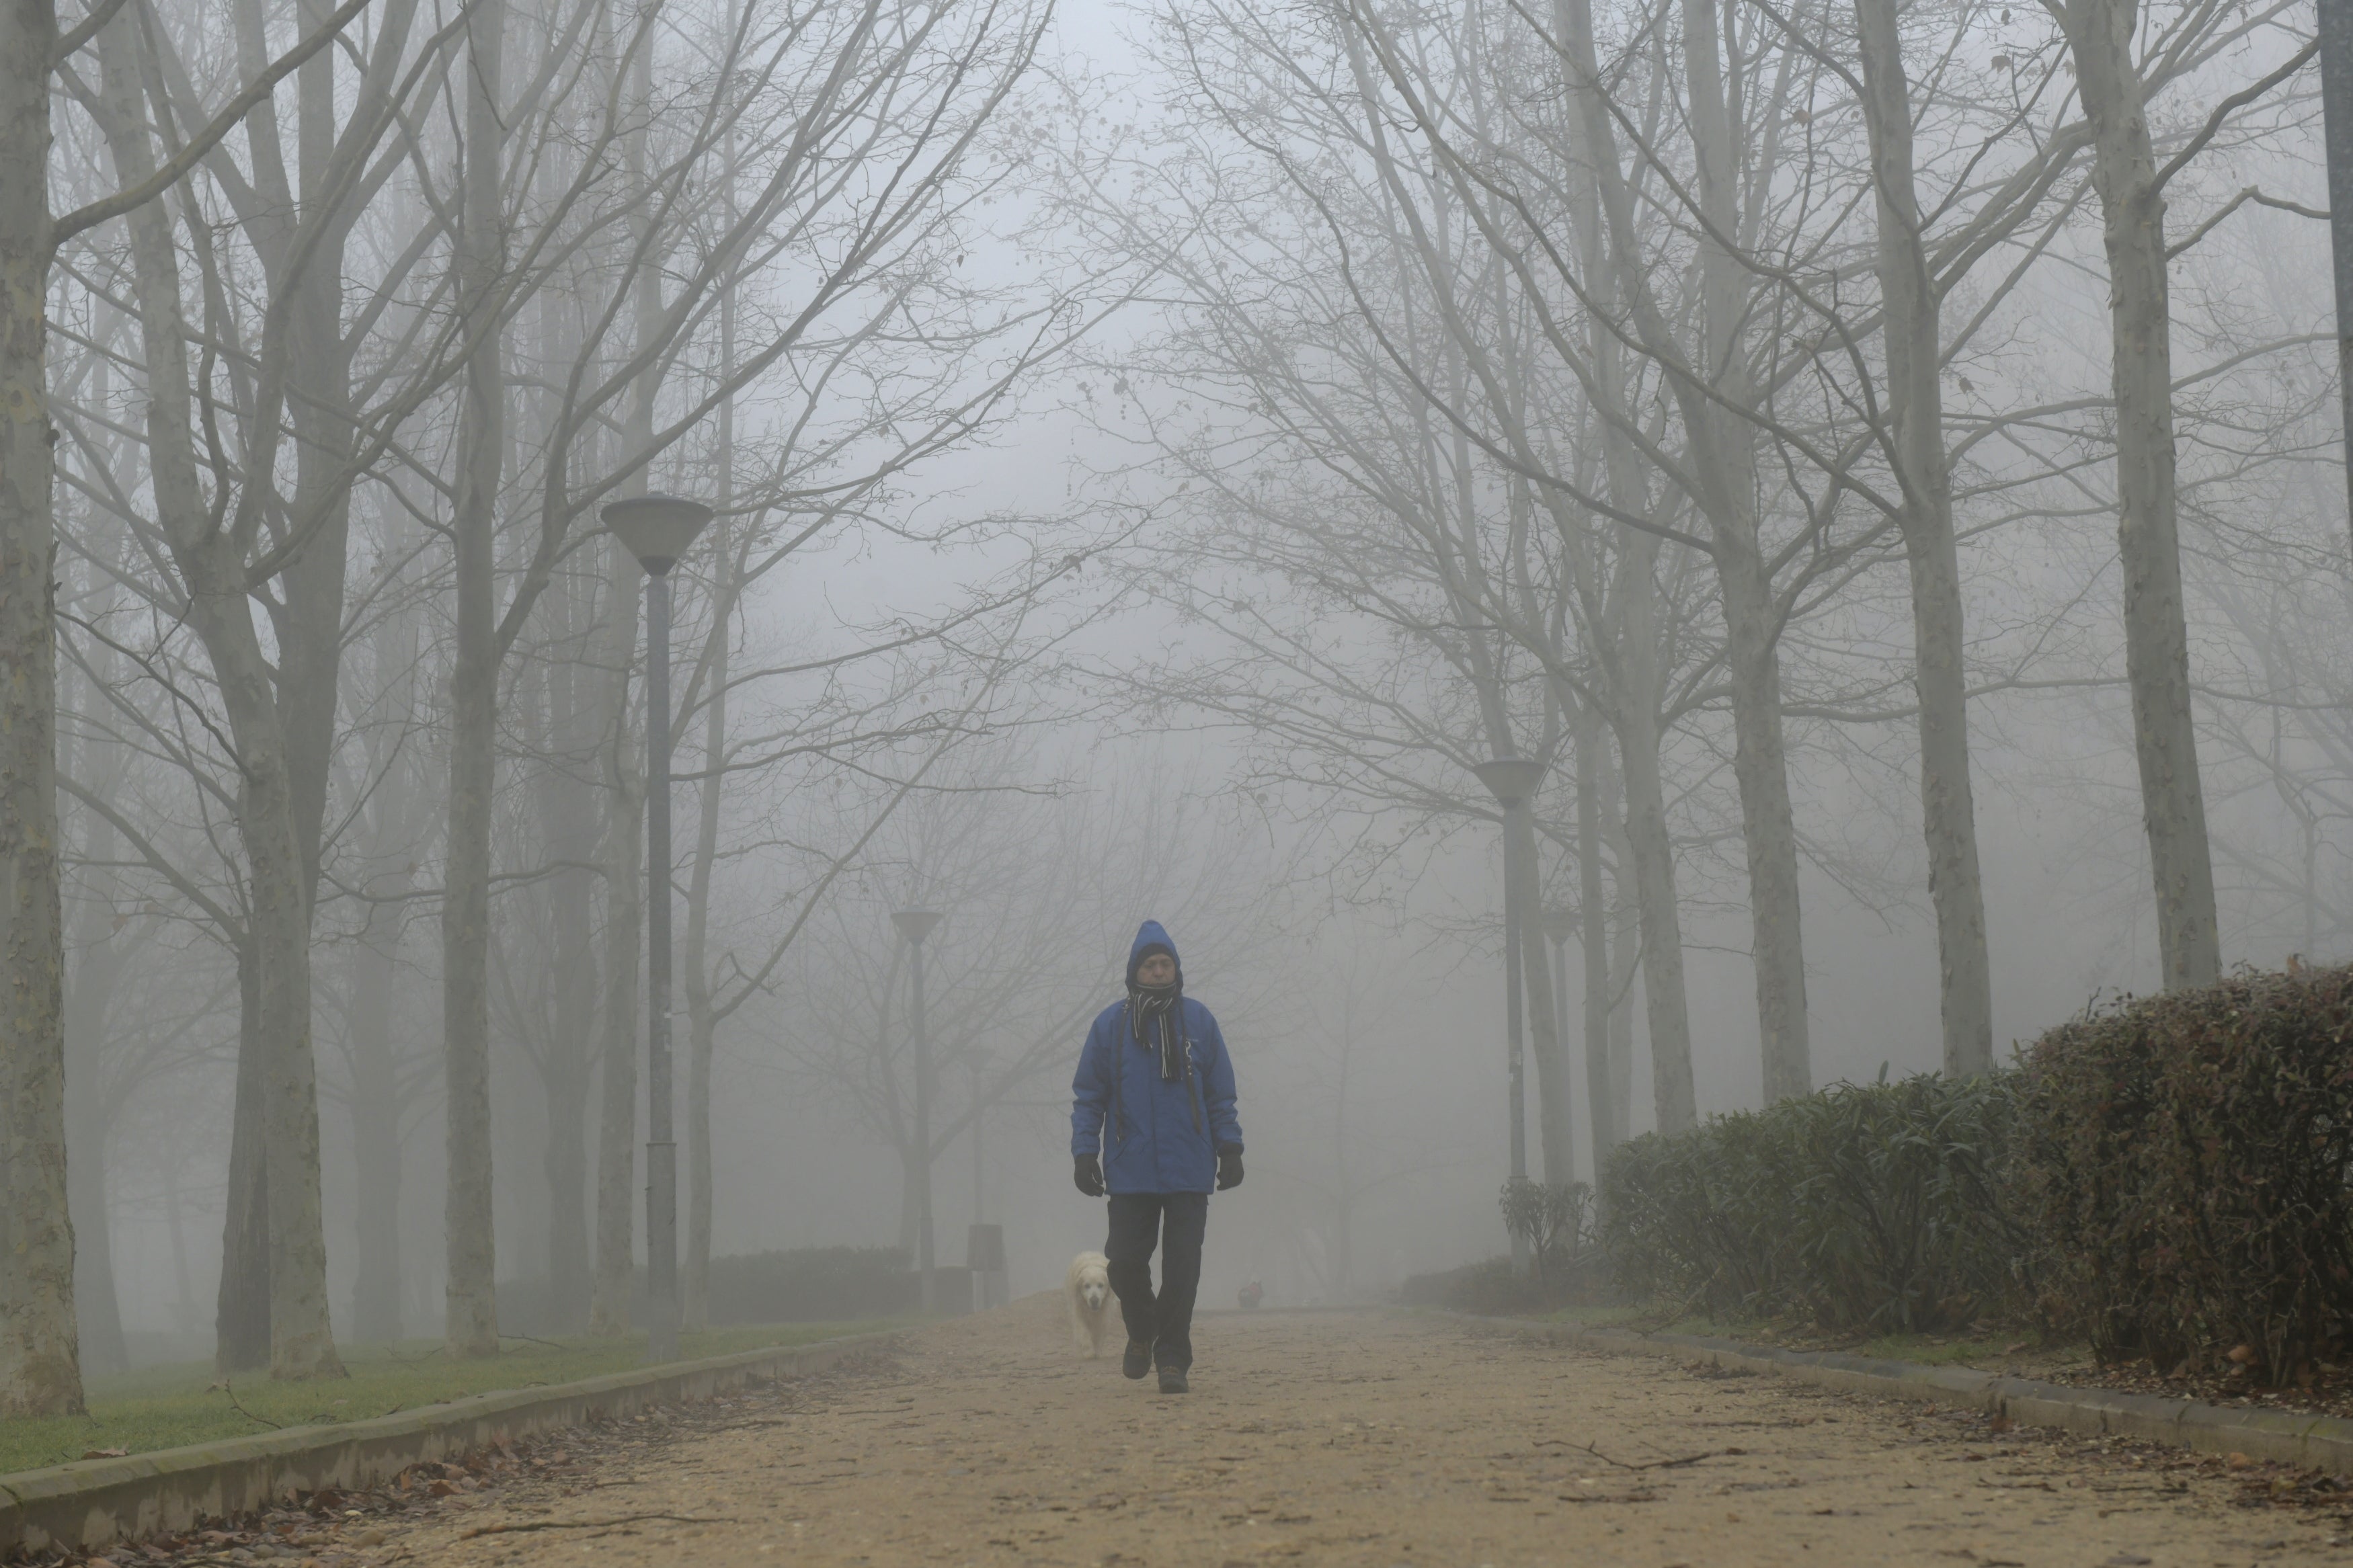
<box><xmin>2011</xmin><ymin>966</ymin><xmax>2353</xmax><ymax>1382</ymax></box>
<box><xmin>1598</xmin><ymin>1110</ymin><xmax>1804</xmax><ymax>1317</ymax></box>
<box><xmin>1782</xmin><ymin>1072</ymin><xmax>2024</xmax><ymax>1331</ymax></box>
<box><xmin>1499</xmin><ymin>1180</ymin><xmax>1595</xmax><ymax>1290</ymax></box>
<box><xmin>1600</xmin><ymin>1073</ymin><xmax>2024</xmax><ymax>1333</ymax></box>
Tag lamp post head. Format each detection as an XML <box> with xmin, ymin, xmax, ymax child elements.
<box><xmin>602</xmin><ymin>493</ymin><xmax>715</xmax><ymax>576</ymax></box>
<box><xmin>1541</xmin><ymin>908</ymin><xmax>1576</xmax><ymax>945</ymax></box>
<box><xmin>891</xmin><ymin>909</ymin><xmax>945</xmax><ymax>946</ymax></box>
<box><xmin>1472</xmin><ymin>755</ymin><xmax>1547</xmax><ymax>806</ymax></box>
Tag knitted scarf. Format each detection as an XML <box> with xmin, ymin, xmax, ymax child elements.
<box><xmin>1128</xmin><ymin>982</ymin><xmax>1186</xmax><ymax>1082</ymax></box>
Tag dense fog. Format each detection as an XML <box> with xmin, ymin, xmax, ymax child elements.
<box><xmin>3</xmin><ymin>0</ymin><xmax>2344</xmax><ymax>1397</ymax></box>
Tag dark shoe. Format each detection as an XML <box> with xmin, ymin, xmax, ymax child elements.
<box><xmin>1157</xmin><ymin>1363</ymin><xmax>1189</xmax><ymax>1395</ymax></box>
<box><xmin>1123</xmin><ymin>1340</ymin><xmax>1152</xmax><ymax>1380</ymax></box>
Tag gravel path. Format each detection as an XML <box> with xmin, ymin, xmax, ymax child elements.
<box><xmin>362</xmin><ymin>1298</ymin><xmax>2349</xmax><ymax>1568</ymax></box>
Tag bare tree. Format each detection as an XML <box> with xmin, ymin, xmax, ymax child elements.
<box><xmin>2048</xmin><ymin>0</ymin><xmax>2305</xmax><ymax>987</ymax></box>
<box><xmin>0</xmin><ymin>0</ymin><xmax>79</xmax><ymax>1418</ymax></box>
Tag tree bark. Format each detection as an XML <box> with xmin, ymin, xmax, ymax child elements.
<box><xmin>534</xmin><ymin>591</ymin><xmax>601</xmax><ymax>1333</ymax></box>
<box><xmin>682</xmin><ymin>542</ymin><xmax>727</xmax><ymax>1333</ymax></box>
<box><xmin>216</xmin><ymin>944</ymin><xmax>270</xmax><ymax>1371</ymax></box>
<box><xmin>440</xmin><ymin>0</ymin><xmax>508</xmax><ymax>1360</ymax></box>
<box><xmin>1551</xmin><ymin>0</ymin><xmax>1722</xmax><ymax>1120</ymax></box>
<box><xmin>346</xmin><ymin>607</ymin><xmax>417</xmax><ymax>1346</ymax></box>
<box><xmin>346</xmin><ymin>891</ymin><xmax>405</xmax><ymax>1345</ymax></box>
<box><xmin>1556</xmin><ymin>0</ymin><xmax>1814</xmax><ymax>1101</ymax></box>
<box><xmin>1574</xmin><ymin>704</ymin><xmax>1620</xmax><ymax>1158</ymax></box>
<box><xmin>1679</xmin><ymin>0</ymin><xmax>1812</xmax><ymax>1100</ymax></box>
<box><xmin>681</xmin><ymin>240</ymin><xmax>737</xmax><ymax>1333</ymax></box>
<box><xmin>274</xmin><ymin>0</ymin><xmax>360</xmax><ymax>908</ymax></box>
<box><xmin>0</xmin><ymin>0</ymin><xmax>81</xmax><ymax>1411</ymax></box>
<box><xmin>1611</xmin><ymin>546</ymin><xmax>1698</xmax><ymax>1132</ymax></box>
<box><xmin>1595</xmin><ymin>732</ymin><xmax>1640</xmax><ymax>1139</ymax></box>
<box><xmin>2061</xmin><ymin>0</ymin><xmax>2221</xmax><ymax>989</ymax></box>
<box><xmin>97</xmin><ymin>11</ymin><xmax>341</xmax><ymax>1380</ymax></box>
<box><xmin>62</xmin><ymin>889</ymin><xmax>125</xmax><ymax>1376</ymax></box>
<box><xmin>1856</xmin><ymin>0</ymin><xmax>1995</xmax><ymax>1075</ymax></box>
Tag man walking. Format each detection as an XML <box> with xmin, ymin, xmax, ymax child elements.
<box><xmin>1071</xmin><ymin>920</ymin><xmax>1243</xmax><ymax>1394</ymax></box>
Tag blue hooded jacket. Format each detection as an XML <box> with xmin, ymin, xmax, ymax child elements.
<box><xmin>1070</xmin><ymin>921</ymin><xmax>1242</xmax><ymax>1195</ymax></box>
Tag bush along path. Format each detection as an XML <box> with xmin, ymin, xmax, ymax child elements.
<box><xmin>74</xmin><ymin>1299</ymin><xmax>2353</xmax><ymax>1568</ymax></box>
<box><xmin>1599</xmin><ymin>960</ymin><xmax>2353</xmax><ymax>1406</ymax></box>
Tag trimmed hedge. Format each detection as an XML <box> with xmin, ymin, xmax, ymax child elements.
<box><xmin>1600</xmin><ymin>1073</ymin><xmax>2021</xmax><ymax>1333</ymax></box>
<box><xmin>1599</xmin><ymin>963</ymin><xmax>2353</xmax><ymax>1385</ymax></box>
<box><xmin>2014</xmin><ymin>966</ymin><xmax>2353</xmax><ymax>1382</ymax></box>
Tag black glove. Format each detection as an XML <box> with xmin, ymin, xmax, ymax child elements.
<box><xmin>1215</xmin><ymin>1147</ymin><xmax>1244</xmax><ymax>1191</ymax></box>
<box><xmin>1074</xmin><ymin>1153</ymin><xmax>1105</xmax><ymax>1197</ymax></box>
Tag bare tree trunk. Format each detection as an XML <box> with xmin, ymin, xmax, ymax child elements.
<box><xmin>682</xmin><ymin>543</ymin><xmax>727</xmax><ymax>1333</ymax></box>
<box><xmin>541</xmin><ymin>636</ymin><xmax>601</xmax><ymax>1333</ymax></box>
<box><xmin>216</xmin><ymin>945</ymin><xmax>270</xmax><ymax>1371</ymax></box>
<box><xmin>2062</xmin><ymin>0</ymin><xmax>2221</xmax><ymax>989</ymax></box>
<box><xmin>0</xmin><ymin>0</ymin><xmax>79</xmax><ymax>1407</ymax></box>
<box><xmin>541</xmin><ymin>1063</ymin><xmax>590</xmax><ymax>1328</ymax></box>
<box><xmin>276</xmin><ymin>0</ymin><xmax>360</xmax><ymax>907</ymax></box>
<box><xmin>1596</xmin><ymin>738</ymin><xmax>1639</xmax><ymax>1139</ymax></box>
<box><xmin>1558</xmin><ymin>0</ymin><xmax>1813</xmax><ymax>1101</ymax></box>
<box><xmin>897</xmin><ymin>1147</ymin><xmax>922</xmax><ymax>1262</ymax></box>
<box><xmin>681</xmin><ymin>236</ymin><xmax>737</xmax><ymax>1333</ymax></box>
<box><xmin>97</xmin><ymin>12</ymin><xmax>341</xmax><ymax>1379</ymax></box>
<box><xmin>164</xmin><ymin>1180</ymin><xmax>197</xmax><ymax>1341</ymax></box>
<box><xmin>1715</xmin><ymin>543</ymin><xmax>1814</xmax><ymax>1102</ymax></box>
<box><xmin>1612</xmin><ymin>549</ymin><xmax>1698</xmax><ymax>1132</ymax></box>
<box><xmin>541</xmin><ymin>787</ymin><xmax>597</xmax><ymax>1331</ymax></box>
<box><xmin>347</xmin><ymin>893</ymin><xmax>405</xmax><ymax>1345</ymax></box>
<box><xmin>440</xmin><ymin>0</ymin><xmax>508</xmax><ymax>1360</ymax></box>
<box><xmin>1550</xmin><ymin>0</ymin><xmax>1700</xmax><ymax>1126</ymax></box>
<box><xmin>590</xmin><ymin>536</ymin><xmax>644</xmax><ymax>1338</ymax></box>
<box><xmin>62</xmin><ymin>880</ymin><xmax>126</xmax><ymax>1376</ymax></box>
<box><xmin>1679</xmin><ymin>0</ymin><xmax>1813</xmax><ymax>1102</ymax></box>
<box><xmin>1856</xmin><ymin>0</ymin><xmax>1995</xmax><ymax>1075</ymax></box>
<box><xmin>346</xmin><ymin>606</ymin><xmax>417</xmax><ymax>1347</ymax></box>
<box><xmin>1574</xmin><ymin>704</ymin><xmax>1619</xmax><ymax>1158</ymax></box>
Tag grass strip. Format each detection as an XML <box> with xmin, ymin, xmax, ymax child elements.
<box><xmin>0</xmin><ymin>1319</ymin><xmax>912</xmax><ymax>1475</ymax></box>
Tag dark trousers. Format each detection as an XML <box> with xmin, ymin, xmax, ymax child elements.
<box><xmin>1104</xmin><ymin>1192</ymin><xmax>1209</xmax><ymax>1369</ymax></box>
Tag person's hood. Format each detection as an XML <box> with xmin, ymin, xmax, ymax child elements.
<box><xmin>1126</xmin><ymin>919</ymin><xmax>1183</xmax><ymax>989</ymax></box>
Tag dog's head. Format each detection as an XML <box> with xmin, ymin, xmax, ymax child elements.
<box><xmin>1078</xmin><ymin>1264</ymin><xmax>1110</xmax><ymax>1313</ymax></box>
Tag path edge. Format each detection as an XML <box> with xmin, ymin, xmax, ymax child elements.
<box><xmin>0</xmin><ymin>1328</ymin><xmax>903</xmax><ymax>1556</ymax></box>
<box><xmin>1431</xmin><ymin>1311</ymin><xmax>2353</xmax><ymax>1474</ymax></box>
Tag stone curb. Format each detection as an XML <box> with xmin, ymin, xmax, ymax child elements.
<box><xmin>0</xmin><ymin>1328</ymin><xmax>903</xmax><ymax>1557</ymax></box>
<box><xmin>1437</xmin><ymin>1311</ymin><xmax>2353</xmax><ymax>1474</ymax></box>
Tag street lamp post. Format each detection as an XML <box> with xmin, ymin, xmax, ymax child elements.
<box><xmin>892</xmin><ymin>909</ymin><xmax>944</xmax><ymax>1311</ymax></box>
<box><xmin>1473</xmin><ymin>755</ymin><xmax>1546</xmax><ymax>1271</ymax></box>
<box><xmin>602</xmin><ymin>492</ymin><xmax>713</xmax><ymax>1364</ymax></box>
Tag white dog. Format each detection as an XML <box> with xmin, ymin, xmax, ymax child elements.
<box><xmin>1065</xmin><ymin>1250</ymin><xmax>1119</xmax><ymax>1357</ymax></box>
